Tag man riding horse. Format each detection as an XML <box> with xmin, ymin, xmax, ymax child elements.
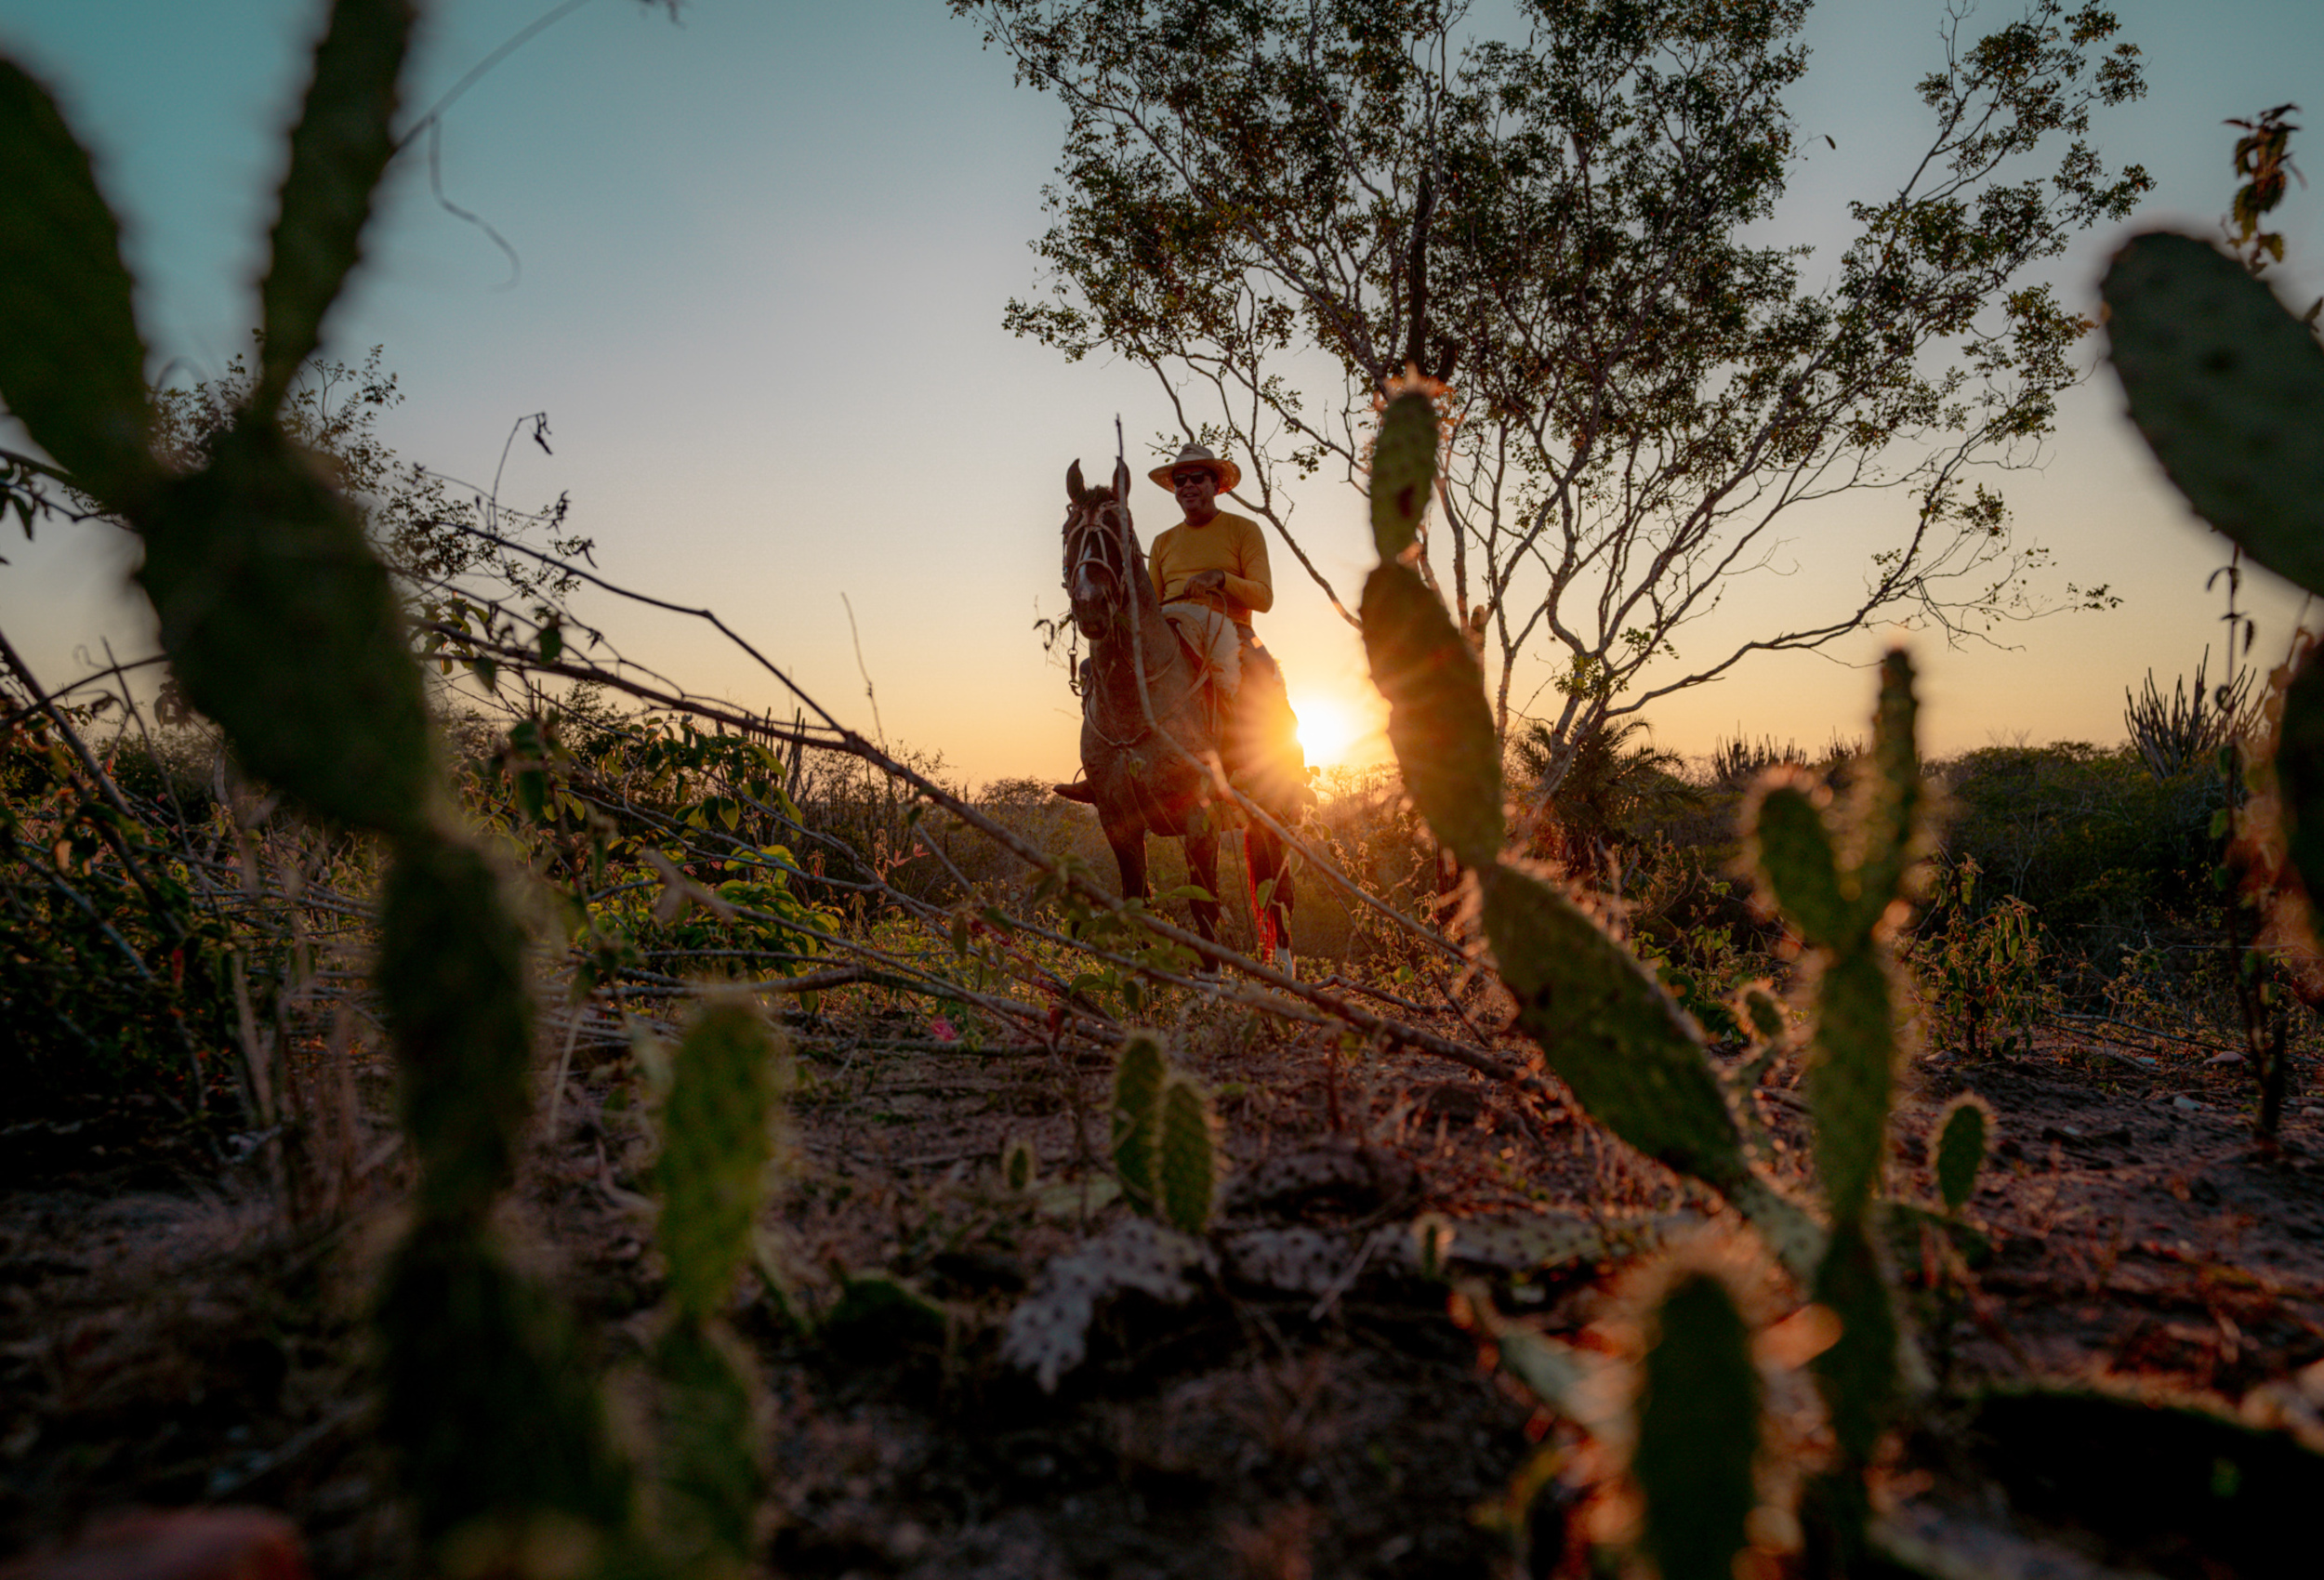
<box><xmin>1056</xmin><ymin>443</ymin><xmax>1311</xmax><ymax>810</ymax></box>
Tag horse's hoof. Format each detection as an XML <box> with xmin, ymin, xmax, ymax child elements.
<box><xmin>1277</xmin><ymin>951</ymin><xmax>1296</xmax><ymax>982</ymax></box>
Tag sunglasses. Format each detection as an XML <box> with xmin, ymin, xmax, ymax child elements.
<box><xmin>1171</xmin><ymin>471</ymin><xmax>1215</xmax><ymax>488</ymax></box>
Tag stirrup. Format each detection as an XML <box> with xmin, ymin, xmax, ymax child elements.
<box><xmin>1051</xmin><ymin>779</ymin><xmax>1098</xmax><ymax>804</ymax></box>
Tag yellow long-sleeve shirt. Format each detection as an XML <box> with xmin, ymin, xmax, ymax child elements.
<box><xmin>1149</xmin><ymin>511</ymin><xmax>1274</xmax><ymax>623</ymax></box>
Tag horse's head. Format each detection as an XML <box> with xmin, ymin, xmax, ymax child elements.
<box><xmin>1062</xmin><ymin>456</ymin><xmax>1141</xmax><ymax>639</ymax></box>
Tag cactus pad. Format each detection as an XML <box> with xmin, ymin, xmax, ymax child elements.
<box><xmin>1633</xmin><ymin>1271</ymin><xmax>1763</xmax><ymax>1580</ymax></box>
<box><xmin>1934</xmin><ymin>1096</ymin><xmax>1992</xmax><ymax>1216</ymax></box>
<box><xmin>1370</xmin><ymin>388</ymin><xmax>1439</xmax><ymax>560</ymax></box>
<box><xmin>139</xmin><ymin>417</ymin><xmax>434</xmax><ymax>836</ymax></box>
<box><xmin>1361</xmin><ymin>562</ymin><xmax>1504</xmax><ymax>866</ymax></box>
<box><xmin>377</xmin><ymin>833</ymin><xmax>534</xmax><ymax>1223</ymax></box>
<box><xmin>1477</xmin><ymin>861</ymin><xmax>1750</xmax><ymax>1192</ymax></box>
<box><xmin>2103</xmin><ymin>231</ymin><xmax>2324</xmax><ymax>594</ymax></box>
<box><xmin>1811</xmin><ymin>1219</ymin><xmax>1903</xmax><ymax>1464</ymax></box>
<box><xmin>1111</xmin><ymin>1034</ymin><xmax>1168</xmax><ymax>1203</ymax></box>
<box><xmin>657</xmin><ymin>998</ymin><xmax>782</xmax><ymax>1323</ymax></box>
<box><xmin>1156</xmin><ymin>1078</ymin><xmax>1217</xmax><ymax>1235</ymax></box>
<box><xmin>0</xmin><ymin>61</ymin><xmax>151</xmax><ymax>504</ymax></box>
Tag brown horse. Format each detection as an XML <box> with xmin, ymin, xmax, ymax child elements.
<box><xmin>1058</xmin><ymin>458</ymin><xmax>1298</xmax><ymax>973</ymax></box>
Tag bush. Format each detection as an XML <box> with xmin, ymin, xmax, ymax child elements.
<box><xmin>1934</xmin><ymin>743</ymin><xmax>2219</xmax><ymax>978</ymax></box>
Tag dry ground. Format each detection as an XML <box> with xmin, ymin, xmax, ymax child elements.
<box><xmin>6</xmin><ymin>1000</ymin><xmax>2324</xmax><ymax>1579</ymax></box>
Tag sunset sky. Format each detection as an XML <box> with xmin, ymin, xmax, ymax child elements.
<box><xmin>2</xmin><ymin>0</ymin><xmax>2321</xmax><ymax>787</ymax></box>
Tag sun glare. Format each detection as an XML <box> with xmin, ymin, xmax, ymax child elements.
<box><xmin>1293</xmin><ymin>692</ymin><xmax>1358</xmax><ymax>767</ymax></box>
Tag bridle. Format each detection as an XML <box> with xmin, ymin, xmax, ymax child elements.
<box><xmin>1062</xmin><ymin>488</ymin><xmax>1200</xmax><ymax>750</ymax></box>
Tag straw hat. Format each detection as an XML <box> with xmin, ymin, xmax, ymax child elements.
<box><xmin>1149</xmin><ymin>442</ymin><xmax>1241</xmax><ymax>494</ymax></box>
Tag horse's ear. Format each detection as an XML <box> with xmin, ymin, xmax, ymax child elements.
<box><xmin>1065</xmin><ymin>460</ymin><xmax>1087</xmax><ymax>504</ymax></box>
<box><xmin>1112</xmin><ymin>455</ymin><xmax>1132</xmax><ymax>507</ymax></box>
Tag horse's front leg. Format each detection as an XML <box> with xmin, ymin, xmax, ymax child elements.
<box><xmin>1183</xmin><ymin>830</ymin><xmax>1221</xmax><ymax>946</ymax></box>
<box><xmin>1104</xmin><ymin>819</ymin><xmax>1149</xmax><ymax>905</ymax></box>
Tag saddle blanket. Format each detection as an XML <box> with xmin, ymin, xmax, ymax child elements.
<box><xmin>1159</xmin><ymin>601</ymin><xmax>1242</xmax><ymax>694</ymax></box>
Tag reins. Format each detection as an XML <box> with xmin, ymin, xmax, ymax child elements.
<box><xmin>1063</xmin><ymin>493</ymin><xmax>1206</xmax><ymax>750</ymax></box>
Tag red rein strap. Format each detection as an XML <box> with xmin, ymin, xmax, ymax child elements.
<box><xmin>1243</xmin><ymin>828</ymin><xmax>1277</xmax><ymax>962</ymax></box>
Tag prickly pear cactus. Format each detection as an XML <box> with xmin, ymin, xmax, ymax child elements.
<box><xmin>2103</xmin><ymin>232</ymin><xmax>2324</xmax><ymax>596</ymax></box>
<box><xmin>0</xmin><ymin>3</ymin><xmax>633</xmax><ymax>1555</ymax></box>
<box><xmin>1356</xmin><ymin>386</ymin><xmax>1934</xmax><ymax>1558</ymax></box>
<box><xmin>647</xmin><ymin>998</ymin><xmax>782</xmax><ymax>1564</ymax></box>
<box><xmin>1745</xmin><ymin>653</ymin><xmax>1925</xmax><ymax>1521</ymax></box>
<box><xmin>1359</xmin><ymin>389</ymin><xmax>1816</xmax><ymax>1275</ymax></box>
<box><xmin>1632</xmin><ymin>1271</ymin><xmax>1763</xmax><ymax>1580</ymax></box>
<box><xmin>2105</xmin><ymin>232</ymin><xmax>2324</xmax><ymax>907</ymax></box>
<box><xmin>1111</xmin><ymin>1033</ymin><xmax>1167</xmax><ymax>1203</ymax></box>
<box><xmin>1934</xmin><ymin>1096</ymin><xmax>1993</xmax><ymax>1217</ymax></box>
<box><xmin>657</xmin><ymin>998</ymin><xmax>784</xmax><ymax>1321</ymax></box>
<box><xmin>1157</xmin><ymin>1077</ymin><xmax>1218</xmax><ymax>1235</ymax></box>
<box><xmin>1748</xmin><ymin>652</ymin><xmax>1922</xmax><ymax>1234</ymax></box>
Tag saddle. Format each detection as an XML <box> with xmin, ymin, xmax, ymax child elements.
<box><xmin>1158</xmin><ymin>601</ymin><xmax>1243</xmax><ymax>696</ymax></box>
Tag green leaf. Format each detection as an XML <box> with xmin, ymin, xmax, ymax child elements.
<box><xmin>1476</xmin><ymin>861</ymin><xmax>1750</xmax><ymax>1195</ymax></box>
<box><xmin>1370</xmin><ymin>388</ymin><xmax>1437</xmax><ymax>560</ymax></box>
<box><xmin>0</xmin><ymin>59</ymin><xmax>151</xmax><ymax>503</ymax></box>
<box><xmin>1361</xmin><ymin>562</ymin><xmax>1502</xmax><ymax>866</ymax></box>
<box><xmin>1633</xmin><ymin>1271</ymin><xmax>1763</xmax><ymax>1580</ymax></box>
<box><xmin>1934</xmin><ymin>1095</ymin><xmax>1991</xmax><ymax>1216</ymax></box>
<box><xmin>136</xmin><ymin>416</ymin><xmax>433</xmax><ymax>834</ymax></box>
<box><xmin>2103</xmin><ymin>231</ymin><xmax>2324</xmax><ymax>595</ymax></box>
<box><xmin>257</xmin><ymin>0</ymin><xmax>416</xmax><ymax>412</ymax></box>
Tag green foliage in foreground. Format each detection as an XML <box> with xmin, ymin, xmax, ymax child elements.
<box><xmin>0</xmin><ymin>1</ymin><xmax>769</xmax><ymax>1564</ymax></box>
<box><xmin>1934</xmin><ymin>1096</ymin><xmax>1993</xmax><ymax>1217</ymax></box>
<box><xmin>1632</xmin><ymin>1271</ymin><xmax>1762</xmax><ymax>1580</ymax></box>
<box><xmin>1110</xmin><ymin>1032</ymin><xmax>1219</xmax><ymax>1237</ymax></box>
<box><xmin>2104</xmin><ymin>218</ymin><xmax>2323</xmax><ymax>1137</ymax></box>
<box><xmin>1361</xmin><ymin>387</ymin><xmax>1927</xmax><ymax>1573</ymax></box>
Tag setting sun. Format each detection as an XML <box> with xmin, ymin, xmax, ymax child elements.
<box><xmin>1292</xmin><ymin>691</ymin><xmax>1358</xmax><ymax>767</ymax></box>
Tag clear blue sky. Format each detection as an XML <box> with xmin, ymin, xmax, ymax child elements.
<box><xmin>2</xmin><ymin>0</ymin><xmax>2320</xmax><ymax>783</ymax></box>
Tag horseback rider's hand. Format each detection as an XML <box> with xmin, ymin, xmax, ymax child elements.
<box><xmin>1185</xmin><ymin>568</ymin><xmax>1229</xmax><ymax>598</ymax></box>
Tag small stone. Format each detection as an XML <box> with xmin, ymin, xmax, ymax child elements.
<box><xmin>2172</xmin><ymin>1097</ymin><xmax>2207</xmax><ymax>1113</ymax></box>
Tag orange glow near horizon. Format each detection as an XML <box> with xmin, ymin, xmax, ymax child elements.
<box><xmin>1293</xmin><ymin>691</ymin><xmax>1359</xmax><ymax>768</ymax></box>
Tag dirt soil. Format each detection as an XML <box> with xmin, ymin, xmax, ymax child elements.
<box><xmin>5</xmin><ymin>1003</ymin><xmax>2324</xmax><ymax>1580</ymax></box>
